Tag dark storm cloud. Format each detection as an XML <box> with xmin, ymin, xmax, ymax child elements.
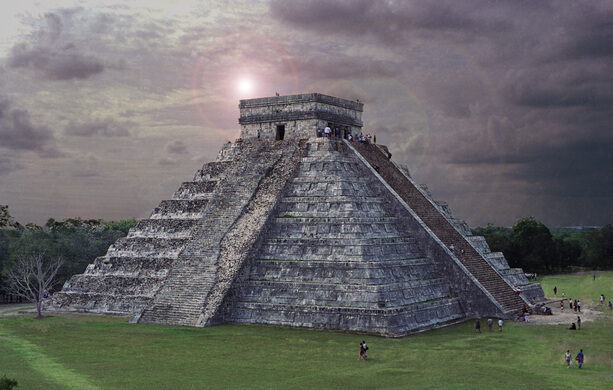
<box><xmin>0</xmin><ymin>99</ymin><xmax>56</xmax><ymax>153</ymax></box>
<box><xmin>65</xmin><ymin>118</ymin><xmax>131</xmax><ymax>137</ymax></box>
<box><xmin>7</xmin><ymin>10</ymin><xmax>105</xmax><ymax>80</ymax></box>
<box><xmin>271</xmin><ymin>0</ymin><xmax>510</xmax><ymax>43</ymax></box>
<box><xmin>271</xmin><ymin>0</ymin><xmax>613</xmax><ymax>225</ymax></box>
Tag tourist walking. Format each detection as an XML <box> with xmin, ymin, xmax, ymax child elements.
<box><xmin>565</xmin><ymin>350</ymin><xmax>572</xmax><ymax>368</ymax></box>
<box><xmin>359</xmin><ymin>340</ymin><xmax>368</xmax><ymax>361</ymax></box>
<box><xmin>498</xmin><ymin>319</ymin><xmax>503</xmax><ymax>332</ymax></box>
<box><xmin>487</xmin><ymin>318</ymin><xmax>493</xmax><ymax>331</ymax></box>
<box><xmin>600</xmin><ymin>294</ymin><xmax>605</xmax><ymax>305</ymax></box>
<box><xmin>475</xmin><ymin>319</ymin><xmax>481</xmax><ymax>333</ymax></box>
<box><xmin>576</xmin><ymin>349</ymin><xmax>584</xmax><ymax>368</ymax></box>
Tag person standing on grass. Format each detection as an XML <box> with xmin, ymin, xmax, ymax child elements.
<box><xmin>475</xmin><ymin>319</ymin><xmax>481</xmax><ymax>333</ymax></box>
<box><xmin>577</xmin><ymin>300</ymin><xmax>582</xmax><ymax>312</ymax></box>
<box><xmin>487</xmin><ymin>318</ymin><xmax>493</xmax><ymax>331</ymax></box>
<box><xmin>600</xmin><ymin>294</ymin><xmax>605</xmax><ymax>305</ymax></box>
<box><xmin>565</xmin><ymin>350</ymin><xmax>572</xmax><ymax>368</ymax></box>
<box><xmin>576</xmin><ymin>349</ymin><xmax>584</xmax><ymax>369</ymax></box>
<box><xmin>577</xmin><ymin>316</ymin><xmax>581</xmax><ymax>330</ymax></box>
<box><xmin>498</xmin><ymin>319</ymin><xmax>503</xmax><ymax>332</ymax></box>
<box><xmin>554</xmin><ymin>286</ymin><xmax>557</xmax><ymax>296</ymax></box>
<box><xmin>359</xmin><ymin>342</ymin><xmax>365</xmax><ymax>360</ymax></box>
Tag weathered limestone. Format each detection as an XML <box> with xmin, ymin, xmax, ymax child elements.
<box><xmin>239</xmin><ymin>93</ymin><xmax>363</xmax><ymax>140</ymax></box>
<box><xmin>49</xmin><ymin>93</ymin><xmax>544</xmax><ymax>336</ymax></box>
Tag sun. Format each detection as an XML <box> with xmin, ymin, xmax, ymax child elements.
<box><xmin>237</xmin><ymin>77</ymin><xmax>254</xmax><ymax>95</ymax></box>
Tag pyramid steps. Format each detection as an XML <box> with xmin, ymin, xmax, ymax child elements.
<box><xmin>137</xmin><ymin>139</ymin><xmax>307</xmax><ymax>326</ymax></box>
<box><xmin>350</xmin><ymin>140</ymin><xmax>525</xmax><ymax>313</ymax></box>
<box><xmin>47</xmin><ymin>159</ymin><xmax>231</xmax><ymax>314</ymax></box>
<box><xmin>219</xmin><ymin>137</ymin><xmax>464</xmax><ymax>335</ymax></box>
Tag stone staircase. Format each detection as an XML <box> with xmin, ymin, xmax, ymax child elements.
<box><xmin>350</xmin><ymin>141</ymin><xmax>526</xmax><ymax>313</ymax></box>
<box><xmin>221</xmin><ymin>138</ymin><xmax>465</xmax><ymax>335</ymax></box>
<box><xmin>46</xmin><ymin>158</ymin><xmax>231</xmax><ymax>314</ymax></box>
<box><xmin>136</xmin><ymin>139</ymin><xmax>306</xmax><ymax>326</ymax></box>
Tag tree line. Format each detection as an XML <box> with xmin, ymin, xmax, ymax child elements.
<box><xmin>473</xmin><ymin>217</ymin><xmax>613</xmax><ymax>273</ymax></box>
<box><xmin>0</xmin><ymin>207</ymin><xmax>137</xmax><ymax>298</ymax></box>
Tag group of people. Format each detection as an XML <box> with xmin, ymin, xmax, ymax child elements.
<box><xmin>315</xmin><ymin>125</ymin><xmax>377</xmax><ymax>145</ymax></box>
<box><xmin>564</xmin><ymin>349</ymin><xmax>585</xmax><ymax>368</ymax></box>
<box><xmin>475</xmin><ymin>318</ymin><xmax>504</xmax><ymax>332</ymax></box>
<box><xmin>347</xmin><ymin>133</ymin><xmax>374</xmax><ymax>143</ymax></box>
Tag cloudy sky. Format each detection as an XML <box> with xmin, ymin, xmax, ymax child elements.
<box><xmin>1</xmin><ymin>0</ymin><xmax>611</xmax><ymax>227</ymax></box>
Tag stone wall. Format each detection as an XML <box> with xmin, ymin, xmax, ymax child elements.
<box><xmin>239</xmin><ymin>93</ymin><xmax>363</xmax><ymax>139</ymax></box>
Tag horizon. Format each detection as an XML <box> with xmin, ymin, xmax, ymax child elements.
<box><xmin>1</xmin><ymin>1</ymin><xmax>612</xmax><ymax>227</ymax></box>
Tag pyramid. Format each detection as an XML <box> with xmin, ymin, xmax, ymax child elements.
<box><xmin>49</xmin><ymin>93</ymin><xmax>544</xmax><ymax>336</ymax></box>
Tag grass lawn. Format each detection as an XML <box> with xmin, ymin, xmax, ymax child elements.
<box><xmin>1</xmin><ymin>272</ymin><xmax>612</xmax><ymax>389</ymax></box>
<box><xmin>536</xmin><ymin>270</ymin><xmax>613</xmax><ymax>304</ymax></box>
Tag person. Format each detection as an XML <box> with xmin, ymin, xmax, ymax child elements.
<box><xmin>608</xmin><ymin>301</ymin><xmax>612</xmax><ymax>310</ymax></box>
<box><xmin>576</xmin><ymin>349</ymin><xmax>584</xmax><ymax>369</ymax></box>
<box><xmin>324</xmin><ymin>126</ymin><xmax>331</xmax><ymax>138</ymax></box>
<box><xmin>593</xmin><ymin>273</ymin><xmax>596</xmax><ymax>281</ymax></box>
<box><xmin>577</xmin><ymin>300</ymin><xmax>582</xmax><ymax>313</ymax></box>
<box><xmin>554</xmin><ymin>286</ymin><xmax>557</xmax><ymax>296</ymax></box>
<box><xmin>475</xmin><ymin>319</ymin><xmax>481</xmax><ymax>333</ymax></box>
<box><xmin>360</xmin><ymin>340</ymin><xmax>368</xmax><ymax>360</ymax></box>
<box><xmin>573</xmin><ymin>299</ymin><xmax>578</xmax><ymax>312</ymax></box>
<box><xmin>257</xmin><ymin>128</ymin><xmax>261</xmax><ymax>139</ymax></box>
<box><xmin>565</xmin><ymin>350</ymin><xmax>572</xmax><ymax>368</ymax></box>
<box><xmin>487</xmin><ymin>318</ymin><xmax>493</xmax><ymax>331</ymax></box>
<box><xmin>569</xmin><ymin>299</ymin><xmax>573</xmax><ymax>310</ymax></box>
<box><xmin>577</xmin><ymin>316</ymin><xmax>581</xmax><ymax>330</ymax></box>
<box><xmin>562</xmin><ymin>289</ymin><xmax>566</xmax><ymax>298</ymax></box>
<box><xmin>521</xmin><ymin>305</ymin><xmax>527</xmax><ymax>315</ymax></box>
<box><xmin>600</xmin><ymin>294</ymin><xmax>605</xmax><ymax>305</ymax></box>
<box><xmin>449</xmin><ymin>244</ymin><xmax>455</xmax><ymax>254</ymax></box>
<box><xmin>560</xmin><ymin>300</ymin><xmax>564</xmax><ymax>312</ymax></box>
<box><xmin>460</xmin><ymin>248</ymin><xmax>465</xmax><ymax>256</ymax></box>
<box><xmin>498</xmin><ymin>319</ymin><xmax>503</xmax><ymax>332</ymax></box>
<box><xmin>348</xmin><ymin>134</ymin><xmax>353</xmax><ymax>141</ymax></box>
<box><xmin>373</xmin><ymin>134</ymin><xmax>377</xmax><ymax>144</ymax></box>
<box><xmin>569</xmin><ymin>322</ymin><xmax>576</xmax><ymax>330</ymax></box>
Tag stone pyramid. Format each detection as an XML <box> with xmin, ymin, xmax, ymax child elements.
<box><xmin>49</xmin><ymin>94</ymin><xmax>544</xmax><ymax>336</ymax></box>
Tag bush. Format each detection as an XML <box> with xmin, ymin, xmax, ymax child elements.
<box><xmin>0</xmin><ymin>375</ymin><xmax>18</xmax><ymax>390</ymax></box>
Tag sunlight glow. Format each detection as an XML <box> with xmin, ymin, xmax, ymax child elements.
<box><xmin>237</xmin><ymin>77</ymin><xmax>254</xmax><ymax>95</ymax></box>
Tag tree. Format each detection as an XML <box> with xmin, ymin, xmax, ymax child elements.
<box><xmin>582</xmin><ymin>225</ymin><xmax>613</xmax><ymax>269</ymax></box>
<box><xmin>510</xmin><ymin>217</ymin><xmax>555</xmax><ymax>272</ymax></box>
<box><xmin>0</xmin><ymin>375</ymin><xmax>18</xmax><ymax>390</ymax></box>
<box><xmin>5</xmin><ymin>251</ymin><xmax>63</xmax><ymax>319</ymax></box>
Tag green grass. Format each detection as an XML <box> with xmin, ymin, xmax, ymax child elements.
<box><xmin>536</xmin><ymin>270</ymin><xmax>613</xmax><ymax>304</ymax></box>
<box><xmin>1</xmin><ymin>273</ymin><xmax>612</xmax><ymax>389</ymax></box>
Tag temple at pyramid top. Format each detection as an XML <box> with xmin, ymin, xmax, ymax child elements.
<box><xmin>239</xmin><ymin>93</ymin><xmax>364</xmax><ymax>140</ymax></box>
<box><xmin>48</xmin><ymin>93</ymin><xmax>545</xmax><ymax>336</ymax></box>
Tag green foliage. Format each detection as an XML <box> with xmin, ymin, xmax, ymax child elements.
<box><xmin>0</xmin><ymin>375</ymin><xmax>18</xmax><ymax>390</ymax></box>
<box><xmin>474</xmin><ymin>219</ymin><xmax>611</xmax><ymax>273</ymax></box>
<box><xmin>581</xmin><ymin>225</ymin><xmax>613</xmax><ymax>269</ymax></box>
<box><xmin>1</xmin><ymin>272</ymin><xmax>612</xmax><ymax>389</ymax></box>
<box><xmin>0</xmin><ymin>218</ymin><xmax>136</xmax><ymax>293</ymax></box>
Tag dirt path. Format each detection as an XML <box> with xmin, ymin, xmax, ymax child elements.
<box><xmin>523</xmin><ymin>300</ymin><xmax>602</xmax><ymax>326</ymax></box>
